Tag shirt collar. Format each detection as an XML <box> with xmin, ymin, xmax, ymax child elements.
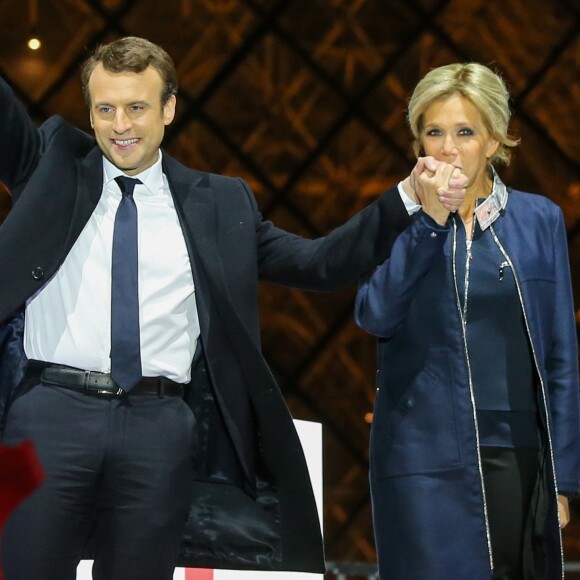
<box><xmin>473</xmin><ymin>167</ymin><xmax>509</xmax><ymax>231</ymax></box>
<box><xmin>102</xmin><ymin>150</ymin><xmax>165</xmax><ymax>196</ymax></box>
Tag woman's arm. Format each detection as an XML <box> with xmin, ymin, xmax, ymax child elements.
<box><xmin>546</xmin><ymin>206</ymin><xmax>580</xmax><ymax>498</ymax></box>
<box><xmin>354</xmin><ymin>211</ymin><xmax>449</xmax><ymax>337</ymax></box>
<box><xmin>354</xmin><ymin>165</ymin><xmax>456</xmax><ymax>337</ymax></box>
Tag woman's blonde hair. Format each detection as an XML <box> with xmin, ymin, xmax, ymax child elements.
<box><xmin>407</xmin><ymin>63</ymin><xmax>520</xmax><ymax>166</ymax></box>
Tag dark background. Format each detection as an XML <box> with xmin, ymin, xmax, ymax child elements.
<box><xmin>0</xmin><ymin>0</ymin><xmax>578</xmax><ymax>569</ymax></box>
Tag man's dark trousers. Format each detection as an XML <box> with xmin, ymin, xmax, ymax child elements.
<box><xmin>1</xmin><ymin>373</ymin><xmax>196</xmax><ymax>580</ymax></box>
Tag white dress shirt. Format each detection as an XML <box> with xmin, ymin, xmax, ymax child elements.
<box><xmin>24</xmin><ymin>152</ymin><xmax>199</xmax><ymax>383</ymax></box>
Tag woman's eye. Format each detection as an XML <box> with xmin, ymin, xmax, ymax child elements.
<box><xmin>425</xmin><ymin>129</ymin><xmax>442</xmax><ymax>137</ymax></box>
<box><xmin>458</xmin><ymin>127</ymin><xmax>474</xmax><ymax>136</ymax></box>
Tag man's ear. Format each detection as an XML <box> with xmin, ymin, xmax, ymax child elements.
<box><xmin>163</xmin><ymin>95</ymin><xmax>176</xmax><ymax>126</ymax></box>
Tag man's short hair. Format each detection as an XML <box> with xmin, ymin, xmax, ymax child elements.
<box><xmin>81</xmin><ymin>36</ymin><xmax>178</xmax><ymax>108</ymax></box>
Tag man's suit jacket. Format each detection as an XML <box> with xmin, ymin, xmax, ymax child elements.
<box><xmin>0</xmin><ymin>77</ymin><xmax>411</xmax><ymax>572</ymax></box>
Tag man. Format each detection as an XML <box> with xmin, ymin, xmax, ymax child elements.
<box><xmin>0</xmin><ymin>37</ymin><xmax>464</xmax><ymax>580</ymax></box>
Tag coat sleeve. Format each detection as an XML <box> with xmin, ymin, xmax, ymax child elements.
<box><xmin>354</xmin><ymin>211</ymin><xmax>449</xmax><ymax>338</ymax></box>
<box><xmin>249</xmin><ymin>183</ymin><xmax>413</xmax><ymax>292</ymax></box>
<box><xmin>545</xmin><ymin>207</ymin><xmax>580</xmax><ymax>495</ymax></box>
<box><xmin>0</xmin><ymin>76</ymin><xmax>42</xmax><ymax>192</ymax></box>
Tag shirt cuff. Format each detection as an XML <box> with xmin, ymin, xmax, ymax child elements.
<box><xmin>397</xmin><ymin>181</ymin><xmax>421</xmax><ymax>216</ymax></box>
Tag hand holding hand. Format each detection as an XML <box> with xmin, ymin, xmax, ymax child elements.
<box><xmin>402</xmin><ymin>157</ymin><xmax>468</xmax><ymax>215</ymax></box>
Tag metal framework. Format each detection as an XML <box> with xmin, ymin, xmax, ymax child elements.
<box><xmin>0</xmin><ymin>0</ymin><xmax>578</xmax><ymax>564</ymax></box>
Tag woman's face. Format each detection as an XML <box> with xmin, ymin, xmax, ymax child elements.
<box><xmin>420</xmin><ymin>94</ymin><xmax>499</xmax><ymax>195</ymax></box>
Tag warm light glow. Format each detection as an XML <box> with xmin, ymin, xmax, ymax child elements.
<box><xmin>364</xmin><ymin>412</ymin><xmax>374</xmax><ymax>424</ymax></box>
<box><xmin>27</xmin><ymin>37</ymin><xmax>41</xmax><ymax>50</ymax></box>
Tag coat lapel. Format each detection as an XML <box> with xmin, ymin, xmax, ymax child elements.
<box><xmin>162</xmin><ymin>156</ymin><xmax>216</xmax><ymax>341</ymax></box>
<box><xmin>163</xmin><ymin>155</ymin><xmax>257</xmax><ymax>487</ymax></box>
<box><xmin>69</xmin><ymin>147</ymin><xmax>104</xmax><ymax>249</ymax></box>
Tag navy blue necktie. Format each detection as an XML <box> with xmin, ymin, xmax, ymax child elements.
<box><xmin>111</xmin><ymin>176</ymin><xmax>142</xmax><ymax>392</ymax></box>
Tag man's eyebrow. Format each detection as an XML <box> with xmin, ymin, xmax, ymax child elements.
<box><xmin>93</xmin><ymin>100</ymin><xmax>150</xmax><ymax>107</ymax></box>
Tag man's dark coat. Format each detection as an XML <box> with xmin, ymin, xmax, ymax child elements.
<box><xmin>0</xmin><ymin>77</ymin><xmax>410</xmax><ymax>572</ymax></box>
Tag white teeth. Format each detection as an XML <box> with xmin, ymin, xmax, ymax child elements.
<box><xmin>114</xmin><ymin>138</ymin><xmax>138</xmax><ymax>146</ymax></box>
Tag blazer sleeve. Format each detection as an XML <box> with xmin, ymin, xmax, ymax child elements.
<box><xmin>250</xmin><ymin>183</ymin><xmax>413</xmax><ymax>292</ymax></box>
<box><xmin>355</xmin><ymin>211</ymin><xmax>449</xmax><ymax>338</ymax></box>
<box><xmin>0</xmin><ymin>76</ymin><xmax>42</xmax><ymax>192</ymax></box>
<box><xmin>545</xmin><ymin>206</ymin><xmax>580</xmax><ymax>495</ymax></box>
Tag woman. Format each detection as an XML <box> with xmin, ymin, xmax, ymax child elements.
<box><xmin>355</xmin><ymin>63</ymin><xmax>580</xmax><ymax>579</ymax></box>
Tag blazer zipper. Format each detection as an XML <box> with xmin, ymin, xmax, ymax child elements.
<box><xmin>489</xmin><ymin>224</ymin><xmax>565</xmax><ymax>579</ymax></box>
<box><xmin>451</xmin><ymin>220</ymin><xmax>494</xmax><ymax>571</ymax></box>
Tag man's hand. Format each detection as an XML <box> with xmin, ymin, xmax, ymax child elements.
<box><xmin>402</xmin><ymin>157</ymin><xmax>468</xmax><ymax>213</ymax></box>
<box><xmin>558</xmin><ymin>495</ymin><xmax>571</xmax><ymax>529</ymax></box>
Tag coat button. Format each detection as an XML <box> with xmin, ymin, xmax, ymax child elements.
<box><xmin>404</xmin><ymin>398</ymin><xmax>415</xmax><ymax>409</ymax></box>
<box><xmin>31</xmin><ymin>267</ymin><xmax>44</xmax><ymax>280</ymax></box>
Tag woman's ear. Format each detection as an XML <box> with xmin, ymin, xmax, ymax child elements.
<box><xmin>486</xmin><ymin>139</ymin><xmax>499</xmax><ymax>160</ymax></box>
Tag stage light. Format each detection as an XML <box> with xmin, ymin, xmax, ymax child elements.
<box><xmin>27</xmin><ymin>37</ymin><xmax>41</xmax><ymax>51</ymax></box>
<box><xmin>27</xmin><ymin>0</ymin><xmax>41</xmax><ymax>51</ymax></box>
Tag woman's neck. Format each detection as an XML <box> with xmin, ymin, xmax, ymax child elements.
<box><xmin>458</xmin><ymin>173</ymin><xmax>494</xmax><ymax>224</ymax></box>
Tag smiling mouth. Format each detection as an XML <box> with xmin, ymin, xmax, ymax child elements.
<box><xmin>112</xmin><ymin>138</ymin><xmax>139</xmax><ymax>147</ymax></box>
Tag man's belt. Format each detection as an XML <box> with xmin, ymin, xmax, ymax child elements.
<box><xmin>36</xmin><ymin>365</ymin><xmax>184</xmax><ymax>398</ymax></box>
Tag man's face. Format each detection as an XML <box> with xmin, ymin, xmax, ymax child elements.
<box><xmin>88</xmin><ymin>63</ymin><xmax>176</xmax><ymax>176</ymax></box>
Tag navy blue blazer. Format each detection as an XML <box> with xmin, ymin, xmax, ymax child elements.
<box><xmin>356</xmin><ymin>186</ymin><xmax>580</xmax><ymax>578</ymax></box>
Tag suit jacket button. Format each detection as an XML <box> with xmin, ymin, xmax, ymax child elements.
<box><xmin>32</xmin><ymin>267</ymin><xmax>44</xmax><ymax>280</ymax></box>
